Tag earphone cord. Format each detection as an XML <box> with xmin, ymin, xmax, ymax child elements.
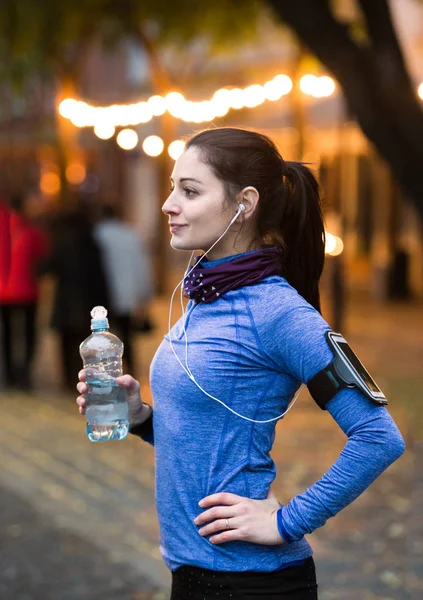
<box><xmin>167</xmin><ymin>214</ymin><xmax>305</xmax><ymax>424</ymax></box>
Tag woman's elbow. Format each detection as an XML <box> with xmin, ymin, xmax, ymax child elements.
<box><xmin>379</xmin><ymin>424</ymin><xmax>406</xmax><ymax>468</ymax></box>
<box><xmin>390</xmin><ymin>429</ymin><xmax>406</xmax><ymax>461</ymax></box>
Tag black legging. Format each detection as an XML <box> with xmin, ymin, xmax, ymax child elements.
<box><xmin>171</xmin><ymin>556</ymin><xmax>318</xmax><ymax>599</ymax></box>
<box><xmin>0</xmin><ymin>303</ymin><xmax>37</xmax><ymax>387</ymax></box>
<box><xmin>59</xmin><ymin>329</ymin><xmax>87</xmax><ymax>391</ymax></box>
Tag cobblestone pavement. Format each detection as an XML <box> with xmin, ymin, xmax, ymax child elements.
<box><xmin>0</xmin><ymin>291</ymin><xmax>422</xmax><ymax>599</ymax></box>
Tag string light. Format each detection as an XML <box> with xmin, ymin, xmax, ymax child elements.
<box><xmin>58</xmin><ymin>75</ymin><xmax>423</xmax><ymax>138</ymax></box>
<box><xmin>58</xmin><ymin>72</ymin><xmax>297</xmax><ymax>131</ymax></box>
<box><xmin>94</xmin><ymin>123</ymin><xmax>115</xmax><ymax>140</ymax></box>
<box><xmin>117</xmin><ymin>129</ymin><xmax>138</xmax><ymax>150</ymax></box>
<box><xmin>300</xmin><ymin>75</ymin><xmax>336</xmax><ymax>98</ymax></box>
<box><xmin>142</xmin><ymin>135</ymin><xmax>164</xmax><ymax>157</ymax></box>
<box><xmin>325</xmin><ymin>232</ymin><xmax>344</xmax><ymax>256</ymax></box>
<box><xmin>168</xmin><ymin>140</ymin><xmax>185</xmax><ymax>160</ymax></box>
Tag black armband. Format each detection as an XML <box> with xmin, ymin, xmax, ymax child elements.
<box><xmin>307</xmin><ymin>331</ymin><xmax>388</xmax><ymax>410</ymax></box>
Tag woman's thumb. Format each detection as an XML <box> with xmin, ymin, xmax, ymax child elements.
<box><xmin>115</xmin><ymin>375</ymin><xmax>140</xmax><ymax>393</ymax></box>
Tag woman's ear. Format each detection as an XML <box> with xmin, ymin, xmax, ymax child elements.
<box><xmin>238</xmin><ymin>186</ymin><xmax>259</xmax><ymax>218</ymax></box>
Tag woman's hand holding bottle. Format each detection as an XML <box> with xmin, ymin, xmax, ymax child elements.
<box><xmin>76</xmin><ymin>368</ymin><xmax>151</xmax><ymax>428</ymax></box>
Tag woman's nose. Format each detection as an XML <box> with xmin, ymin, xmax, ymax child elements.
<box><xmin>162</xmin><ymin>192</ymin><xmax>181</xmax><ymax>215</ymax></box>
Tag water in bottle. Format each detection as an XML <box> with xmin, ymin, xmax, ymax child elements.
<box><xmin>79</xmin><ymin>306</ymin><xmax>129</xmax><ymax>442</ymax></box>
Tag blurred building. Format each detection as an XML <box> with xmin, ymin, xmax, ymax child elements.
<box><xmin>1</xmin><ymin>0</ymin><xmax>422</xmax><ymax>299</ymax></box>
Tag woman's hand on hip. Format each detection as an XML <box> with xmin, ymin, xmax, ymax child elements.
<box><xmin>194</xmin><ymin>489</ymin><xmax>284</xmax><ymax>546</ymax></box>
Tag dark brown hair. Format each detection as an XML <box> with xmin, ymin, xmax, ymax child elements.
<box><xmin>185</xmin><ymin>127</ymin><xmax>325</xmax><ymax>312</ymax></box>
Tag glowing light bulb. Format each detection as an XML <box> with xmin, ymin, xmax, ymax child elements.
<box><xmin>325</xmin><ymin>232</ymin><xmax>344</xmax><ymax>256</ymax></box>
<box><xmin>40</xmin><ymin>172</ymin><xmax>61</xmax><ymax>195</ymax></box>
<box><xmin>148</xmin><ymin>95</ymin><xmax>167</xmax><ymax>116</ymax></box>
<box><xmin>212</xmin><ymin>91</ymin><xmax>230</xmax><ymax>117</ymax></box>
<box><xmin>117</xmin><ymin>129</ymin><xmax>138</xmax><ymax>150</ymax></box>
<box><xmin>243</xmin><ymin>84</ymin><xmax>266</xmax><ymax>108</ymax></box>
<box><xmin>94</xmin><ymin>123</ymin><xmax>115</xmax><ymax>140</ymax></box>
<box><xmin>300</xmin><ymin>75</ymin><xmax>335</xmax><ymax>98</ymax></box>
<box><xmin>264</xmin><ymin>75</ymin><xmax>293</xmax><ymax>101</ymax></box>
<box><xmin>229</xmin><ymin>88</ymin><xmax>245</xmax><ymax>110</ymax></box>
<box><xmin>66</xmin><ymin>163</ymin><xmax>86</xmax><ymax>185</ymax></box>
<box><xmin>59</xmin><ymin>98</ymin><xmax>78</xmax><ymax>119</ymax></box>
<box><xmin>142</xmin><ymin>135</ymin><xmax>164</xmax><ymax>157</ymax></box>
<box><xmin>165</xmin><ymin>92</ymin><xmax>186</xmax><ymax>117</ymax></box>
<box><xmin>300</xmin><ymin>75</ymin><xmax>316</xmax><ymax>96</ymax></box>
<box><xmin>168</xmin><ymin>140</ymin><xmax>185</xmax><ymax>160</ymax></box>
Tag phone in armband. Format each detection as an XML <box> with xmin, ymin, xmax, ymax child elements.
<box><xmin>326</xmin><ymin>331</ymin><xmax>388</xmax><ymax>405</ymax></box>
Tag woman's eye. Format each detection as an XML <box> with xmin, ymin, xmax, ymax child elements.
<box><xmin>184</xmin><ymin>187</ymin><xmax>197</xmax><ymax>197</ymax></box>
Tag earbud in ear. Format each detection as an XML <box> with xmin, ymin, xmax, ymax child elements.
<box><xmin>238</xmin><ymin>203</ymin><xmax>246</xmax><ymax>213</ymax></box>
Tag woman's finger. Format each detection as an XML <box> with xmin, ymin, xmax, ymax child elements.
<box><xmin>195</xmin><ymin>507</ymin><xmax>236</xmax><ymax>526</ymax></box>
<box><xmin>199</xmin><ymin>492</ymin><xmax>242</xmax><ymax>508</ymax></box>
<box><xmin>198</xmin><ymin>517</ymin><xmax>240</xmax><ymax>537</ymax></box>
<box><xmin>76</xmin><ymin>395</ymin><xmax>86</xmax><ymax>414</ymax></box>
<box><xmin>208</xmin><ymin>529</ymin><xmax>242</xmax><ymax>545</ymax></box>
<box><xmin>76</xmin><ymin>381</ymin><xmax>87</xmax><ymax>394</ymax></box>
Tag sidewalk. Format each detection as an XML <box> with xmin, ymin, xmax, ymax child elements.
<box><xmin>1</xmin><ymin>288</ymin><xmax>422</xmax><ymax>600</ymax></box>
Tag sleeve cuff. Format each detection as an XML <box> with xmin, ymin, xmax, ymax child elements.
<box><xmin>276</xmin><ymin>508</ymin><xmax>295</xmax><ymax>543</ymax></box>
<box><xmin>129</xmin><ymin>405</ymin><xmax>153</xmax><ymax>443</ymax></box>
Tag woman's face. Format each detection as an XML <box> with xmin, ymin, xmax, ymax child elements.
<box><xmin>162</xmin><ymin>147</ymin><xmax>251</xmax><ymax>260</ymax></box>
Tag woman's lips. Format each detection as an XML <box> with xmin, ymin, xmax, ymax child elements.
<box><xmin>170</xmin><ymin>224</ymin><xmax>187</xmax><ymax>233</ymax></box>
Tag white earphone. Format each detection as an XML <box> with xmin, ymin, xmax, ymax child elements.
<box><xmin>167</xmin><ymin>202</ymin><xmax>304</xmax><ymax>423</ymax></box>
<box><xmin>227</xmin><ymin>203</ymin><xmax>246</xmax><ymax>227</ymax></box>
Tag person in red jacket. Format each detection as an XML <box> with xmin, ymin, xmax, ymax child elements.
<box><xmin>0</xmin><ymin>195</ymin><xmax>11</xmax><ymax>293</ymax></box>
<box><xmin>0</xmin><ymin>194</ymin><xmax>49</xmax><ymax>390</ymax></box>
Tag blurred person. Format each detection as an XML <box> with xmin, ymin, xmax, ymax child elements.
<box><xmin>0</xmin><ymin>194</ymin><xmax>49</xmax><ymax>390</ymax></box>
<box><xmin>94</xmin><ymin>204</ymin><xmax>153</xmax><ymax>373</ymax></box>
<box><xmin>0</xmin><ymin>195</ymin><xmax>11</xmax><ymax>293</ymax></box>
<box><xmin>40</xmin><ymin>206</ymin><xmax>109</xmax><ymax>391</ymax></box>
<box><xmin>76</xmin><ymin>128</ymin><xmax>405</xmax><ymax>599</ymax></box>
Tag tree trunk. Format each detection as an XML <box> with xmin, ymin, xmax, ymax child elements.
<box><xmin>268</xmin><ymin>0</ymin><xmax>423</xmax><ymax>223</ymax></box>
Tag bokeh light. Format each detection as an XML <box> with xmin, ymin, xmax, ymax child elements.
<box><xmin>58</xmin><ymin>98</ymin><xmax>78</xmax><ymax>119</ymax></box>
<box><xmin>66</xmin><ymin>163</ymin><xmax>86</xmax><ymax>185</ymax></box>
<box><xmin>94</xmin><ymin>123</ymin><xmax>115</xmax><ymax>140</ymax></box>
<box><xmin>142</xmin><ymin>135</ymin><xmax>164</xmax><ymax>157</ymax></box>
<box><xmin>40</xmin><ymin>172</ymin><xmax>61</xmax><ymax>195</ymax></box>
<box><xmin>168</xmin><ymin>140</ymin><xmax>185</xmax><ymax>160</ymax></box>
<box><xmin>325</xmin><ymin>232</ymin><xmax>344</xmax><ymax>256</ymax></box>
<box><xmin>117</xmin><ymin>129</ymin><xmax>139</xmax><ymax>150</ymax></box>
<box><xmin>300</xmin><ymin>75</ymin><xmax>336</xmax><ymax>98</ymax></box>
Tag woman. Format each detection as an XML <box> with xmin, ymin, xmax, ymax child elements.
<box><xmin>76</xmin><ymin>128</ymin><xmax>405</xmax><ymax>599</ymax></box>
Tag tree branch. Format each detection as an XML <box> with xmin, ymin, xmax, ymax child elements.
<box><xmin>267</xmin><ymin>0</ymin><xmax>423</xmax><ymax>221</ymax></box>
<box><xmin>357</xmin><ymin>0</ymin><xmax>412</xmax><ymax>89</ymax></box>
<box><xmin>132</xmin><ymin>26</ymin><xmax>173</xmax><ymax>94</ymax></box>
<box><xmin>267</xmin><ymin>0</ymin><xmax>364</xmax><ymax>82</ymax></box>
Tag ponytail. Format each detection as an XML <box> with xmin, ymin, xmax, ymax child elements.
<box><xmin>277</xmin><ymin>162</ymin><xmax>325</xmax><ymax>313</ymax></box>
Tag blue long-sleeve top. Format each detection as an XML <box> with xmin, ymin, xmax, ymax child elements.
<box><xmin>146</xmin><ymin>254</ymin><xmax>405</xmax><ymax>572</ymax></box>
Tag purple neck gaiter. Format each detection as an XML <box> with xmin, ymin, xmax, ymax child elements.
<box><xmin>183</xmin><ymin>247</ymin><xmax>283</xmax><ymax>303</ymax></box>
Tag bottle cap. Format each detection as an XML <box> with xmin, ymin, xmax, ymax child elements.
<box><xmin>90</xmin><ymin>305</ymin><xmax>109</xmax><ymax>331</ymax></box>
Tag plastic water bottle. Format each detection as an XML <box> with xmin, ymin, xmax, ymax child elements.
<box><xmin>79</xmin><ymin>306</ymin><xmax>129</xmax><ymax>442</ymax></box>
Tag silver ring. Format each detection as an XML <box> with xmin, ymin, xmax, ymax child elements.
<box><xmin>225</xmin><ymin>518</ymin><xmax>230</xmax><ymax>530</ymax></box>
